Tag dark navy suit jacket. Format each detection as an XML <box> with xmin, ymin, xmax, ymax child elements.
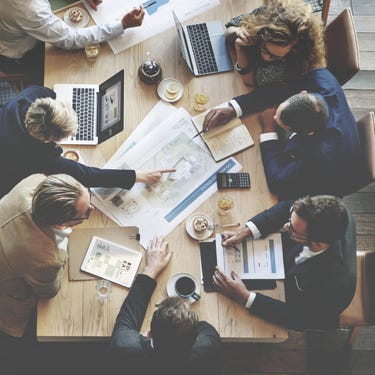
<box><xmin>233</xmin><ymin>69</ymin><xmax>361</xmax><ymax>200</ymax></box>
<box><xmin>0</xmin><ymin>86</ymin><xmax>135</xmax><ymax>198</ymax></box>
<box><xmin>108</xmin><ymin>274</ymin><xmax>222</xmax><ymax>375</ymax></box>
<box><xmin>247</xmin><ymin>201</ymin><xmax>356</xmax><ymax>330</ymax></box>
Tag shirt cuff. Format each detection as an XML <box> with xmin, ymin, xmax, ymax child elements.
<box><xmin>112</xmin><ymin>21</ymin><xmax>125</xmax><ymax>35</ymax></box>
<box><xmin>260</xmin><ymin>132</ymin><xmax>279</xmax><ymax>143</ymax></box>
<box><xmin>245</xmin><ymin>221</ymin><xmax>261</xmax><ymax>239</ymax></box>
<box><xmin>229</xmin><ymin>100</ymin><xmax>242</xmax><ymax>118</ymax></box>
<box><xmin>245</xmin><ymin>292</ymin><xmax>257</xmax><ymax>309</ymax></box>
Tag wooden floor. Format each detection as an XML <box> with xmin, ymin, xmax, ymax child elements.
<box><xmin>1</xmin><ymin>1</ymin><xmax>374</xmax><ymax>374</ymax></box>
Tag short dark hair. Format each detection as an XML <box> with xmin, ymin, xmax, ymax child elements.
<box><xmin>292</xmin><ymin>195</ymin><xmax>348</xmax><ymax>244</ymax></box>
<box><xmin>150</xmin><ymin>297</ymin><xmax>199</xmax><ymax>355</ymax></box>
<box><xmin>280</xmin><ymin>93</ymin><xmax>329</xmax><ymax>133</ymax></box>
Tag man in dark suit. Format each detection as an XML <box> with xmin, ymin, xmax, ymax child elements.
<box><xmin>213</xmin><ymin>195</ymin><xmax>356</xmax><ymax>330</ymax></box>
<box><xmin>108</xmin><ymin>236</ymin><xmax>222</xmax><ymax>375</ymax></box>
<box><xmin>202</xmin><ymin>68</ymin><xmax>361</xmax><ymax>200</ymax></box>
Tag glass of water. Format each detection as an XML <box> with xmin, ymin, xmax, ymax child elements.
<box><xmin>96</xmin><ymin>279</ymin><xmax>112</xmax><ymax>303</ymax></box>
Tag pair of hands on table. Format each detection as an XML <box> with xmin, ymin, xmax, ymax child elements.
<box><xmin>87</xmin><ymin>0</ymin><xmax>145</xmax><ymax>29</ymax></box>
<box><xmin>213</xmin><ymin>227</ymin><xmax>253</xmax><ymax>306</ymax></box>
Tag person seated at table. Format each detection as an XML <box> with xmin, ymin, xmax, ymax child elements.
<box><xmin>0</xmin><ymin>0</ymin><xmax>145</xmax><ymax>86</ymax></box>
<box><xmin>213</xmin><ymin>195</ymin><xmax>356</xmax><ymax>331</ymax></box>
<box><xmin>108</xmin><ymin>236</ymin><xmax>222</xmax><ymax>375</ymax></box>
<box><xmin>0</xmin><ymin>85</ymin><xmax>174</xmax><ymax>198</ymax></box>
<box><xmin>202</xmin><ymin>68</ymin><xmax>361</xmax><ymax>200</ymax></box>
<box><xmin>0</xmin><ymin>173</ymin><xmax>96</xmax><ymax>338</ymax></box>
<box><xmin>225</xmin><ymin>0</ymin><xmax>325</xmax><ymax>88</ymax></box>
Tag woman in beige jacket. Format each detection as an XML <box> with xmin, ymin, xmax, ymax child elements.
<box><xmin>0</xmin><ymin>173</ymin><xmax>93</xmax><ymax>337</ymax></box>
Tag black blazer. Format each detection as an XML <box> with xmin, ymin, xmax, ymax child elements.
<box><xmin>108</xmin><ymin>274</ymin><xmax>222</xmax><ymax>375</ymax></box>
<box><xmin>247</xmin><ymin>201</ymin><xmax>356</xmax><ymax>330</ymax></box>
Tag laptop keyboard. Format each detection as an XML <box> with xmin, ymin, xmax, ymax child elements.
<box><xmin>72</xmin><ymin>87</ymin><xmax>95</xmax><ymax>141</ymax></box>
<box><xmin>186</xmin><ymin>23</ymin><xmax>218</xmax><ymax>75</ymax></box>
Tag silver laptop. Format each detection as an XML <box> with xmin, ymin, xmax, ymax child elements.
<box><xmin>172</xmin><ymin>10</ymin><xmax>233</xmax><ymax>76</ymax></box>
<box><xmin>54</xmin><ymin>70</ymin><xmax>124</xmax><ymax>145</ymax></box>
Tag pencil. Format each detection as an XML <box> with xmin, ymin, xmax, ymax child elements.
<box><xmin>143</xmin><ymin>1</ymin><xmax>156</xmax><ymax>9</ymax></box>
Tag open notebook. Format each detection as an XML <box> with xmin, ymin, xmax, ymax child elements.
<box><xmin>191</xmin><ymin>109</ymin><xmax>254</xmax><ymax>161</ymax></box>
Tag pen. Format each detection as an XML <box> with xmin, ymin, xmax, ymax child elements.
<box><xmin>143</xmin><ymin>1</ymin><xmax>156</xmax><ymax>9</ymax></box>
<box><xmin>192</xmin><ymin>129</ymin><xmax>205</xmax><ymax>139</ymax></box>
<box><xmin>221</xmin><ymin>234</ymin><xmax>240</xmax><ymax>253</ymax></box>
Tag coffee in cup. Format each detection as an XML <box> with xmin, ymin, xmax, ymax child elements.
<box><xmin>175</xmin><ymin>275</ymin><xmax>200</xmax><ymax>301</ymax></box>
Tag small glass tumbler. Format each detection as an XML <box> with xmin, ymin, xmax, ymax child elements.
<box><xmin>218</xmin><ymin>195</ymin><xmax>234</xmax><ymax>216</ymax></box>
<box><xmin>96</xmin><ymin>279</ymin><xmax>112</xmax><ymax>303</ymax></box>
<box><xmin>85</xmin><ymin>43</ymin><xmax>100</xmax><ymax>62</ymax></box>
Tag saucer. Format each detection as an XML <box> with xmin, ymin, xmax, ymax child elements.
<box><xmin>157</xmin><ymin>78</ymin><xmax>184</xmax><ymax>103</ymax></box>
<box><xmin>185</xmin><ymin>213</ymin><xmax>213</xmax><ymax>240</ymax></box>
<box><xmin>166</xmin><ymin>272</ymin><xmax>200</xmax><ymax>304</ymax></box>
<box><xmin>64</xmin><ymin>7</ymin><xmax>89</xmax><ymax>28</ymax></box>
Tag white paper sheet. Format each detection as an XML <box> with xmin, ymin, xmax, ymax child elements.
<box><xmin>84</xmin><ymin>0</ymin><xmax>220</xmax><ymax>53</ymax></box>
<box><xmin>216</xmin><ymin>233</ymin><xmax>285</xmax><ymax>279</ymax></box>
<box><xmin>92</xmin><ymin>107</ymin><xmax>241</xmax><ymax>248</ymax></box>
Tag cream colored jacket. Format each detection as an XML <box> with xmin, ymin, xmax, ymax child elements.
<box><xmin>0</xmin><ymin>174</ymin><xmax>67</xmax><ymax>337</ymax></box>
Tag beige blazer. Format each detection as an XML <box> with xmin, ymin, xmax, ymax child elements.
<box><xmin>0</xmin><ymin>174</ymin><xmax>67</xmax><ymax>337</ymax></box>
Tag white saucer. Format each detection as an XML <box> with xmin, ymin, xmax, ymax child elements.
<box><xmin>185</xmin><ymin>213</ymin><xmax>213</xmax><ymax>240</ymax></box>
<box><xmin>166</xmin><ymin>272</ymin><xmax>200</xmax><ymax>304</ymax></box>
<box><xmin>64</xmin><ymin>7</ymin><xmax>89</xmax><ymax>28</ymax></box>
<box><xmin>157</xmin><ymin>78</ymin><xmax>184</xmax><ymax>103</ymax></box>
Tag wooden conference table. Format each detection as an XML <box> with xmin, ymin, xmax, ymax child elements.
<box><xmin>37</xmin><ymin>0</ymin><xmax>288</xmax><ymax>342</ymax></box>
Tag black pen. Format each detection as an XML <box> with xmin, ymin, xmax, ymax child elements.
<box><xmin>221</xmin><ymin>234</ymin><xmax>240</xmax><ymax>253</ymax></box>
<box><xmin>192</xmin><ymin>129</ymin><xmax>205</xmax><ymax>139</ymax></box>
<box><xmin>143</xmin><ymin>1</ymin><xmax>156</xmax><ymax>9</ymax></box>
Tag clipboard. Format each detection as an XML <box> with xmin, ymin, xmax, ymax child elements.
<box><xmin>199</xmin><ymin>240</ymin><xmax>276</xmax><ymax>292</ymax></box>
<box><xmin>68</xmin><ymin>226</ymin><xmax>140</xmax><ymax>281</ymax></box>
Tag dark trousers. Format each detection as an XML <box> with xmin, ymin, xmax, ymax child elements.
<box><xmin>0</xmin><ymin>42</ymin><xmax>45</xmax><ymax>87</ymax></box>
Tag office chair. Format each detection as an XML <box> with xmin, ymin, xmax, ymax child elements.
<box><xmin>0</xmin><ymin>70</ymin><xmax>25</xmax><ymax>93</ymax></box>
<box><xmin>325</xmin><ymin>7</ymin><xmax>360</xmax><ymax>86</ymax></box>
<box><xmin>340</xmin><ymin>250</ymin><xmax>375</xmax><ymax>347</ymax></box>
<box><xmin>305</xmin><ymin>0</ymin><xmax>331</xmax><ymax>25</ymax></box>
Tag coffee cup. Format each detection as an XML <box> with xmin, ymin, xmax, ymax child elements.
<box><xmin>174</xmin><ymin>275</ymin><xmax>200</xmax><ymax>301</ymax></box>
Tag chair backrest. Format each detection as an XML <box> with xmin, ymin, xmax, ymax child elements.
<box><xmin>340</xmin><ymin>250</ymin><xmax>375</xmax><ymax>327</ymax></box>
<box><xmin>357</xmin><ymin>111</ymin><xmax>375</xmax><ymax>183</ymax></box>
<box><xmin>325</xmin><ymin>7</ymin><xmax>360</xmax><ymax>86</ymax></box>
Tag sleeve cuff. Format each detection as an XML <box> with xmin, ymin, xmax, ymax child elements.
<box><xmin>245</xmin><ymin>221</ymin><xmax>262</xmax><ymax>239</ymax></box>
<box><xmin>245</xmin><ymin>292</ymin><xmax>257</xmax><ymax>309</ymax></box>
<box><xmin>260</xmin><ymin>132</ymin><xmax>279</xmax><ymax>143</ymax></box>
<box><xmin>229</xmin><ymin>100</ymin><xmax>243</xmax><ymax>118</ymax></box>
<box><xmin>112</xmin><ymin>21</ymin><xmax>125</xmax><ymax>35</ymax></box>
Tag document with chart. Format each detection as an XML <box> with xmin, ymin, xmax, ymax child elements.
<box><xmin>84</xmin><ymin>0</ymin><xmax>220</xmax><ymax>53</ymax></box>
<box><xmin>92</xmin><ymin>108</ymin><xmax>241</xmax><ymax>248</ymax></box>
<box><xmin>215</xmin><ymin>233</ymin><xmax>285</xmax><ymax>279</ymax></box>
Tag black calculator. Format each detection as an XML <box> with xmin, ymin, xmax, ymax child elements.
<box><xmin>216</xmin><ymin>173</ymin><xmax>250</xmax><ymax>189</ymax></box>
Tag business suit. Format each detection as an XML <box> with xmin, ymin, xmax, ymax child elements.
<box><xmin>247</xmin><ymin>200</ymin><xmax>356</xmax><ymax>330</ymax></box>
<box><xmin>233</xmin><ymin>69</ymin><xmax>361</xmax><ymax>200</ymax></box>
<box><xmin>108</xmin><ymin>274</ymin><xmax>222</xmax><ymax>375</ymax></box>
<box><xmin>0</xmin><ymin>85</ymin><xmax>136</xmax><ymax>198</ymax></box>
<box><xmin>0</xmin><ymin>174</ymin><xmax>67</xmax><ymax>337</ymax></box>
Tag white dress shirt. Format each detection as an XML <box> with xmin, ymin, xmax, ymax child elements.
<box><xmin>0</xmin><ymin>0</ymin><xmax>123</xmax><ymax>59</ymax></box>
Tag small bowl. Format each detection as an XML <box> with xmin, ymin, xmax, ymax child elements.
<box><xmin>157</xmin><ymin>78</ymin><xmax>184</xmax><ymax>103</ymax></box>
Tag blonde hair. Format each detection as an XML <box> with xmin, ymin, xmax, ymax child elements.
<box><xmin>32</xmin><ymin>174</ymin><xmax>84</xmax><ymax>226</ymax></box>
<box><xmin>241</xmin><ymin>0</ymin><xmax>326</xmax><ymax>72</ymax></box>
<box><xmin>25</xmin><ymin>97</ymin><xmax>78</xmax><ymax>142</ymax></box>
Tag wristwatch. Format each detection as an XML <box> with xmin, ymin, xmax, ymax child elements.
<box><xmin>234</xmin><ymin>61</ymin><xmax>251</xmax><ymax>75</ymax></box>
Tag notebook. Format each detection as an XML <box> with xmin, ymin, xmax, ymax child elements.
<box><xmin>172</xmin><ymin>10</ymin><xmax>233</xmax><ymax>76</ymax></box>
<box><xmin>54</xmin><ymin>70</ymin><xmax>124</xmax><ymax>145</ymax></box>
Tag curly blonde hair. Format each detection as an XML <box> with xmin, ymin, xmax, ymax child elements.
<box><xmin>241</xmin><ymin>0</ymin><xmax>326</xmax><ymax>72</ymax></box>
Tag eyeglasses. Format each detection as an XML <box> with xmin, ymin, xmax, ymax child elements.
<box><xmin>286</xmin><ymin>217</ymin><xmax>308</xmax><ymax>242</ymax></box>
<box><xmin>258</xmin><ymin>42</ymin><xmax>286</xmax><ymax>61</ymax></box>
<box><xmin>69</xmin><ymin>188</ymin><xmax>92</xmax><ymax>223</ymax></box>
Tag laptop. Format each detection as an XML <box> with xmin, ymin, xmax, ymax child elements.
<box><xmin>54</xmin><ymin>70</ymin><xmax>124</xmax><ymax>145</ymax></box>
<box><xmin>172</xmin><ymin>11</ymin><xmax>233</xmax><ymax>76</ymax></box>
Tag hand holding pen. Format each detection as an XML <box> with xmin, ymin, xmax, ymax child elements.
<box><xmin>221</xmin><ymin>234</ymin><xmax>241</xmax><ymax>253</ymax></box>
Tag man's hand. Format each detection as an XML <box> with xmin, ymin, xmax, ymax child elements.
<box><xmin>259</xmin><ymin>107</ymin><xmax>277</xmax><ymax>133</ymax></box>
<box><xmin>135</xmin><ymin>169</ymin><xmax>176</xmax><ymax>185</ymax></box>
<box><xmin>142</xmin><ymin>236</ymin><xmax>172</xmax><ymax>280</ymax></box>
<box><xmin>122</xmin><ymin>6</ymin><xmax>145</xmax><ymax>29</ymax></box>
<box><xmin>213</xmin><ymin>267</ymin><xmax>250</xmax><ymax>305</ymax></box>
<box><xmin>87</xmin><ymin>0</ymin><xmax>102</xmax><ymax>11</ymax></box>
<box><xmin>221</xmin><ymin>227</ymin><xmax>252</xmax><ymax>247</ymax></box>
<box><xmin>202</xmin><ymin>107</ymin><xmax>236</xmax><ymax>132</ymax></box>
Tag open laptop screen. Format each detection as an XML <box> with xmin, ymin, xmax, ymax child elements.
<box><xmin>98</xmin><ymin>70</ymin><xmax>124</xmax><ymax>143</ymax></box>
